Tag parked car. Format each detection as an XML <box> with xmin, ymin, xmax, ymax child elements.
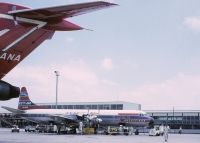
<box><xmin>11</xmin><ymin>125</ymin><xmax>20</xmax><ymax>133</ymax></box>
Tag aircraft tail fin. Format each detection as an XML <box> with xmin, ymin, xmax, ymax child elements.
<box><xmin>18</xmin><ymin>87</ymin><xmax>49</xmax><ymax>110</ymax></box>
<box><xmin>18</xmin><ymin>87</ymin><xmax>36</xmax><ymax>110</ymax></box>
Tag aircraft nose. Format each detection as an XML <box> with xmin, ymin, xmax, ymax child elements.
<box><xmin>148</xmin><ymin>117</ymin><xmax>154</xmax><ymax>128</ymax></box>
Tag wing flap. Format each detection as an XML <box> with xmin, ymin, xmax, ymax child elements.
<box><xmin>8</xmin><ymin>1</ymin><xmax>117</xmax><ymax>21</ymax></box>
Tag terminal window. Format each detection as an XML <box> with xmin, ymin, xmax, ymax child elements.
<box><xmin>116</xmin><ymin>104</ymin><xmax>123</xmax><ymax>110</ymax></box>
<box><xmin>111</xmin><ymin>104</ymin><xmax>117</xmax><ymax>110</ymax></box>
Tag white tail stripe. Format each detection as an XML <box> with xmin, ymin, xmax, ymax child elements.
<box><xmin>0</xmin><ymin>14</ymin><xmax>47</xmax><ymax>52</ymax></box>
<box><xmin>0</xmin><ymin>29</ymin><xmax>10</xmax><ymax>37</ymax></box>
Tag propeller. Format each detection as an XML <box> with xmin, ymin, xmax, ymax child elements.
<box><xmin>83</xmin><ymin>114</ymin><xmax>102</xmax><ymax>127</ymax></box>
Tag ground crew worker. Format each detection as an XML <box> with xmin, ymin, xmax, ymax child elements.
<box><xmin>179</xmin><ymin>126</ymin><xmax>182</xmax><ymax>134</ymax></box>
<box><xmin>163</xmin><ymin>125</ymin><xmax>169</xmax><ymax>142</ymax></box>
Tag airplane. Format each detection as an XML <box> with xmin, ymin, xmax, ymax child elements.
<box><xmin>3</xmin><ymin>105</ymin><xmax>154</xmax><ymax>128</ymax></box>
<box><xmin>0</xmin><ymin>1</ymin><xmax>117</xmax><ymax>100</ymax></box>
<box><xmin>2</xmin><ymin>87</ymin><xmax>154</xmax><ymax>128</ymax></box>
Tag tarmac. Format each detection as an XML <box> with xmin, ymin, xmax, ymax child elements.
<box><xmin>0</xmin><ymin>128</ymin><xmax>200</xmax><ymax>143</ymax></box>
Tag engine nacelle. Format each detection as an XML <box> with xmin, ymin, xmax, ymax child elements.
<box><xmin>0</xmin><ymin>80</ymin><xmax>20</xmax><ymax>100</ymax></box>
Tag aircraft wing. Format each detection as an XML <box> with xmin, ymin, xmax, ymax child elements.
<box><xmin>50</xmin><ymin>114</ymin><xmax>79</xmax><ymax>123</ymax></box>
<box><xmin>1</xmin><ymin>106</ymin><xmax>25</xmax><ymax>114</ymax></box>
<box><xmin>8</xmin><ymin>1</ymin><xmax>117</xmax><ymax>21</ymax></box>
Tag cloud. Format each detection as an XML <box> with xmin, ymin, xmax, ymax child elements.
<box><xmin>65</xmin><ymin>37</ymin><xmax>74</xmax><ymax>43</ymax></box>
<box><xmin>101</xmin><ymin>79</ymin><xmax>119</xmax><ymax>86</ymax></box>
<box><xmin>3</xmin><ymin>59</ymin><xmax>118</xmax><ymax>104</ymax></box>
<box><xmin>100</xmin><ymin>57</ymin><xmax>114</xmax><ymax>71</ymax></box>
<box><xmin>183</xmin><ymin>16</ymin><xmax>200</xmax><ymax>31</ymax></box>
<box><xmin>2</xmin><ymin>59</ymin><xmax>200</xmax><ymax>110</ymax></box>
<box><xmin>119</xmin><ymin>73</ymin><xmax>200</xmax><ymax>110</ymax></box>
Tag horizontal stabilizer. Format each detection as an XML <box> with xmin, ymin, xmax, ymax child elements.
<box><xmin>8</xmin><ymin>1</ymin><xmax>118</xmax><ymax>21</ymax></box>
<box><xmin>1</xmin><ymin>106</ymin><xmax>25</xmax><ymax>114</ymax></box>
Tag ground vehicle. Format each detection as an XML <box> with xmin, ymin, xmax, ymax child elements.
<box><xmin>109</xmin><ymin>127</ymin><xmax>118</xmax><ymax>135</ymax></box>
<box><xmin>149</xmin><ymin>128</ymin><xmax>160</xmax><ymax>136</ymax></box>
<box><xmin>25</xmin><ymin>126</ymin><xmax>36</xmax><ymax>132</ymax></box>
<box><xmin>11</xmin><ymin>125</ymin><xmax>20</xmax><ymax>133</ymax></box>
<box><xmin>36</xmin><ymin>125</ymin><xmax>57</xmax><ymax>133</ymax></box>
<box><xmin>123</xmin><ymin>127</ymin><xmax>129</xmax><ymax>135</ymax></box>
<box><xmin>36</xmin><ymin>125</ymin><xmax>47</xmax><ymax>133</ymax></box>
<box><xmin>149</xmin><ymin>125</ymin><xmax>165</xmax><ymax>136</ymax></box>
<box><xmin>149</xmin><ymin>127</ymin><xmax>160</xmax><ymax>136</ymax></box>
<box><xmin>105</xmin><ymin>126</ymin><xmax>118</xmax><ymax>135</ymax></box>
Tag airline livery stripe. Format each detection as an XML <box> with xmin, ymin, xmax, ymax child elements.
<box><xmin>0</xmin><ymin>14</ymin><xmax>47</xmax><ymax>52</ymax></box>
<box><xmin>0</xmin><ymin>29</ymin><xmax>10</xmax><ymax>37</ymax></box>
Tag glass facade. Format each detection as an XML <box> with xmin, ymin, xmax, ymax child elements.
<box><xmin>49</xmin><ymin>104</ymin><xmax>123</xmax><ymax>110</ymax></box>
<box><xmin>147</xmin><ymin>111</ymin><xmax>200</xmax><ymax>129</ymax></box>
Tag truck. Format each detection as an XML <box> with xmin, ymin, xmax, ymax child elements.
<box><xmin>149</xmin><ymin>125</ymin><xmax>164</xmax><ymax>136</ymax></box>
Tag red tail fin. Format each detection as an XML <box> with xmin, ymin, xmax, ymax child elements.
<box><xmin>0</xmin><ymin>3</ymin><xmax>54</xmax><ymax>79</ymax></box>
<box><xmin>18</xmin><ymin>87</ymin><xmax>49</xmax><ymax>110</ymax></box>
<box><xmin>18</xmin><ymin>87</ymin><xmax>35</xmax><ymax>110</ymax></box>
<box><xmin>0</xmin><ymin>2</ymin><xmax>28</xmax><ymax>14</ymax></box>
<box><xmin>0</xmin><ymin>21</ymin><xmax>54</xmax><ymax>78</ymax></box>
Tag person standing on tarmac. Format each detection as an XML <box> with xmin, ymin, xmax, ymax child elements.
<box><xmin>163</xmin><ymin>125</ymin><xmax>169</xmax><ymax>142</ymax></box>
<box><xmin>179</xmin><ymin>126</ymin><xmax>182</xmax><ymax>134</ymax></box>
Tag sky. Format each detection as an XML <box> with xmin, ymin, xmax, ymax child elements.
<box><xmin>1</xmin><ymin>0</ymin><xmax>200</xmax><ymax>111</ymax></box>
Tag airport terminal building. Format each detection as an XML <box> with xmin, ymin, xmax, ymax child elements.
<box><xmin>146</xmin><ymin>110</ymin><xmax>200</xmax><ymax>129</ymax></box>
<box><xmin>39</xmin><ymin>101</ymin><xmax>142</xmax><ymax>110</ymax></box>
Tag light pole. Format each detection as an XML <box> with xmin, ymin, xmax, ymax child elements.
<box><xmin>54</xmin><ymin>71</ymin><xmax>59</xmax><ymax>109</ymax></box>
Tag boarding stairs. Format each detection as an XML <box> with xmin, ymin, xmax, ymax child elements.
<box><xmin>0</xmin><ymin>117</ymin><xmax>13</xmax><ymax>127</ymax></box>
